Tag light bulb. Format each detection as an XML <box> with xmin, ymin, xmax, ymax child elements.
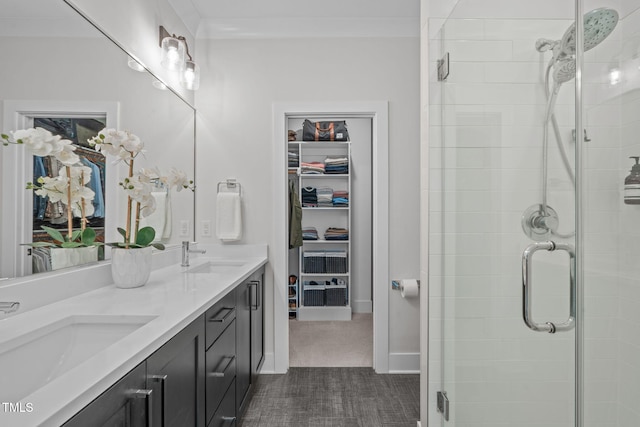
<box><xmin>160</xmin><ymin>37</ymin><xmax>185</xmax><ymax>71</ymax></box>
<box><xmin>180</xmin><ymin>60</ymin><xmax>200</xmax><ymax>90</ymax></box>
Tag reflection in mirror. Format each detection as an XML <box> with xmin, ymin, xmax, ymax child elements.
<box><xmin>31</xmin><ymin>117</ymin><xmax>106</xmax><ymax>273</ymax></box>
<box><xmin>0</xmin><ymin>0</ymin><xmax>195</xmax><ymax>279</ymax></box>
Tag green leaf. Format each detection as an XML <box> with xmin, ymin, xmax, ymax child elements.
<box><xmin>41</xmin><ymin>226</ymin><xmax>65</xmax><ymax>244</ymax></box>
<box><xmin>117</xmin><ymin>227</ymin><xmax>127</xmax><ymax>241</ymax></box>
<box><xmin>135</xmin><ymin>226</ymin><xmax>156</xmax><ymax>247</ymax></box>
<box><xmin>1</xmin><ymin>133</ymin><xmax>9</xmax><ymax>139</ymax></box>
<box><xmin>81</xmin><ymin>228</ymin><xmax>96</xmax><ymax>245</ymax></box>
<box><xmin>71</xmin><ymin>230</ymin><xmax>82</xmax><ymax>242</ymax></box>
<box><xmin>61</xmin><ymin>241</ymin><xmax>83</xmax><ymax>248</ymax></box>
<box><xmin>151</xmin><ymin>243</ymin><xmax>165</xmax><ymax>251</ymax></box>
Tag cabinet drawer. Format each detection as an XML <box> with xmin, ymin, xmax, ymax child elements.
<box><xmin>205</xmin><ymin>289</ymin><xmax>236</xmax><ymax>349</ymax></box>
<box><xmin>207</xmin><ymin>380</ymin><xmax>236</xmax><ymax>427</ymax></box>
<box><xmin>206</xmin><ymin>319</ymin><xmax>236</xmax><ymax>424</ymax></box>
<box><xmin>63</xmin><ymin>362</ymin><xmax>148</xmax><ymax>427</ymax></box>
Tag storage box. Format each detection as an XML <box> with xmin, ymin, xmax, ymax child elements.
<box><xmin>325</xmin><ymin>250</ymin><xmax>347</xmax><ymax>274</ymax></box>
<box><xmin>303</xmin><ymin>282</ymin><xmax>325</xmax><ymax>306</ymax></box>
<box><xmin>303</xmin><ymin>251</ymin><xmax>326</xmax><ymax>273</ymax></box>
<box><xmin>325</xmin><ymin>285</ymin><xmax>347</xmax><ymax>306</ymax></box>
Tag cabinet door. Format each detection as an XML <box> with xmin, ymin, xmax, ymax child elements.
<box><xmin>63</xmin><ymin>362</ymin><xmax>149</xmax><ymax>427</ymax></box>
<box><xmin>147</xmin><ymin>315</ymin><xmax>205</xmax><ymax>427</ymax></box>
<box><xmin>250</xmin><ymin>271</ymin><xmax>264</xmax><ymax>385</ymax></box>
<box><xmin>235</xmin><ymin>280</ymin><xmax>251</xmax><ymax>415</ymax></box>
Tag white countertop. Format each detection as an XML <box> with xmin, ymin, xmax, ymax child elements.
<box><xmin>0</xmin><ymin>244</ymin><xmax>268</xmax><ymax>427</ymax></box>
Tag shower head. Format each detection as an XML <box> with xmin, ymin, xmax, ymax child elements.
<box><xmin>552</xmin><ymin>58</ymin><xmax>577</xmax><ymax>85</ymax></box>
<box><xmin>559</xmin><ymin>8</ymin><xmax>618</xmax><ymax>56</ymax></box>
<box><xmin>539</xmin><ymin>8</ymin><xmax>619</xmax><ymax>86</ymax></box>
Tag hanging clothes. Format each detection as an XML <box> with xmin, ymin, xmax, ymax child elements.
<box><xmin>289</xmin><ymin>179</ymin><xmax>303</xmax><ymax>249</ymax></box>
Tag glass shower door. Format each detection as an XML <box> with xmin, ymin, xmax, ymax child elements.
<box><xmin>428</xmin><ymin>2</ymin><xmax>588</xmax><ymax>425</ymax></box>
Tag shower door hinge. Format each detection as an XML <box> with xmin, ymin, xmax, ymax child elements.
<box><xmin>437</xmin><ymin>391</ymin><xmax>450</xmax><ymax>421</ymax></box>
<box><xmin>437</xmin><ymin>52</ymin><xmax>450</xmax><ymax>81</ymax></box>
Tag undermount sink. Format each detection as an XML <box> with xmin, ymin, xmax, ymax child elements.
<box><xmin>186</xmin><ymin>259</ymin><xmax>246</xmax><ymax>274</ymax></box>
<box><xmin>0</xmin><ymin>314</ymin><xmax>156</xmax><ymax>402</ymax></box>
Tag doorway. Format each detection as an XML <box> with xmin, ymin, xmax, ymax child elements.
<box><xmin>272</xmin><ymin>102</ymin><xmax>390</xmax><ymax>373</ymax></box>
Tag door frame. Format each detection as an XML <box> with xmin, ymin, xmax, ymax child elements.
<box><xmin>272</xmin><ymin>101</ymin><xmax>390</xmax><ymax>373</ymax></box>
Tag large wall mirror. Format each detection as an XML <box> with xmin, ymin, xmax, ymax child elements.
<box><xmin>0</xmin><ymin>0</ymin><xmax>196</xmax><ymax>279</ymax></box>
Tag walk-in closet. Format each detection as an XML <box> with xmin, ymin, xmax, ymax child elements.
<box><xmin>286</xmin><ymin>115</ymin><xmax>373</xmax><ymax>367</ymax></box>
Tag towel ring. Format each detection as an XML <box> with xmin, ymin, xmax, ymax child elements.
<box><xmin>217</xmin><ymin>179</ymin><xmax>242</xmax><ymax>196</ymax></box>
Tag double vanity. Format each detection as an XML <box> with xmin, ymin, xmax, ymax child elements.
<box><xmin>0</xmin><ymin>245</ymin><xmax>267</xmax><ymax>427</ymax></box>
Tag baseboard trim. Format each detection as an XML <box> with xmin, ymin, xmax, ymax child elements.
<box><xmin>352</xmin><ymin>299</ymin><xmax>373</xmax><ymax>313</ymax></box>
<box><xmin>258</xmin><ymin>352</ymin><xmax>282</xmax><ymax>374</ymax></box>
<box><xmin>388</xmin><ymin>352</ymin><xmax>420</xmax><ymax>373</ymax></box>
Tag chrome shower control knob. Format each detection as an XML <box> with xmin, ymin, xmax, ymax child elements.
<box><xmin>521</xmin><ymin>204</ymin><xmax>560</xmax><ymax>241</ymax></box>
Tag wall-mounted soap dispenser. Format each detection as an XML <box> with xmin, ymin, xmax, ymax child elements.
<box><xmin>624</xmin><ymin>157</ymin><xmax>640</xmax><ymax>204</ymax></box>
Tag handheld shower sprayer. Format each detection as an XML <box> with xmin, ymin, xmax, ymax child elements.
<box><xmin>523</xmin><ymin>8</ymin><xmax>619</xmax><ymax>241</ymax></box>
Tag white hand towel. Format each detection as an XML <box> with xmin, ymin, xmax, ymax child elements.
<box><xmin>140</xmin><ymin>192</ymin><xmax>167</xmax><ymax>242</ymax></box>
<box><xmin>216</xmin><ymin>192</ymin><xmax>242</xmax><ymax>242</ymax></box>
<box><xmin>163</xmin><ymin>191</ymin><xmax>172</xmax><ymax>239</ymax></box>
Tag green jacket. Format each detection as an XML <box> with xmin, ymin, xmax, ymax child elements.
<box><xmin>289</xmin><ymin>180</ymin><xmax>303</xmax><ymax>249</ymax></box>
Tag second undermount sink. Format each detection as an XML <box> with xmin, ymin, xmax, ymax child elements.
<box><xmin>186</xmin><ymin>259</ymin><xmax>246</xmax><ymax>274</ymax></box>
<box><xmin>0</xmin><ymin>314</ymin><xmax>156</xmax><ymax>402</ymax></box>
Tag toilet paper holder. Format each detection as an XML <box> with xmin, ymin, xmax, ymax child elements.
<box><xmin>391</xmin><ymin>279</ymin><xmax>420</xmax><ymax>290</ymax></box>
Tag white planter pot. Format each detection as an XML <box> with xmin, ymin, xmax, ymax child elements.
<box><xmin>50</xmin><ymin>246</ymin><xmax>99</xmax><ymax>271</ymax></box>
<box><xmin>110</xmin><ymin>246</ymin><xmax>153</xmax><ymax>289</ymax></box>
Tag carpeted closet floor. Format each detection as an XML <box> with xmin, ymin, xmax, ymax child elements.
<box><xmin>289</xmin><ymin>313</ymin><xmax>373</xmax><ymax>367</ymax></box>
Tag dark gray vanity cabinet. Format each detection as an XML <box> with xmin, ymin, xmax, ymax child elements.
<box><xmin>236</xmin><ymin>270</ymin><xmax>265</xmax><ymax>416</ymax></box>
<box><xmin>63</xmin><ymin>265</ymin><xmax>265</xmax><ymax>427</ymax></box>
<box><xmin>205</xmin><ymin>289</ymin><xmax>237</xmax><ymax>427</ymax></box>
<box><xmin>147</xmin><ymin>315</ymin><xmax>206</xmax><ymax>427</ymax></box>
<box><xmin>62</xmin><ymin>362</ymin><xmax>149</xmax><ymax>427</ymax></box>
<box><xmin>250</xmin><ymin>271</ymin><xmax>265</xmax><ymax>386</ymax></box>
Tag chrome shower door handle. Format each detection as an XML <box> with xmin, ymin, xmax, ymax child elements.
<box><xmin>522</xmin><ymin>241</ymin><xmax>576</xmax><ymax>334</ymax></box>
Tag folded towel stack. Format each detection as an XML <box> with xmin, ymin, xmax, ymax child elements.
<box><xmin>288</xmin><ymin>151</ymin><xmax>299</xmax><ymax>167</ymax></box>
<box><xmin>302</xmin><ymin>227</ymin><xmax>319</xmax><ymax>240</ymax></box>
<box><xmin>324</xmin><ymin>227</ymin><xmax>349</xmax><ymax>241</ymax></box>
<box><xmin>324</xmin><ymin>156</ymin><xmax>349</xmax><ymax>174</ymax></box>
<box><xmin>317</xmin><ymin>187</ymin><xmax>334</xmax><ymax>207</ymax></box>
<box><xmin>301</xmin><ymin>161</ymin><xmax>325</xmax><ymax>174</ymax></box>
<box><xmin>332</xmin><ymin>190</ymin><xmax>349</xmax><ymax>207</ymax></box>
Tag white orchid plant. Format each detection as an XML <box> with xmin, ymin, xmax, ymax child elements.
<box><xmin>1</xmin><ymin>127</ymin><xmax>101</xmax><ymax>248</ymax></box>
<box><xmin>88</xmin><ymin>128</ymin><xmax>194</xmax><ymax>250</ymax></box>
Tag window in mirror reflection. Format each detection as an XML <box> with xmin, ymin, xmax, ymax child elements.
<box><xmin>31</xmin><ymin>117</ymin><xmax>106</xmax><ymax>273</ymax></box>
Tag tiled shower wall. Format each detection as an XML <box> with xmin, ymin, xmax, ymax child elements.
<box><xmin>428</xmin><ymin>7</ymin><xmax>636</xmax><ymax>425</ymax></box>
<box><xmin>613</xmin><ymin>5</ymin><xmax>640</xmax><ymax>426</ymax></box>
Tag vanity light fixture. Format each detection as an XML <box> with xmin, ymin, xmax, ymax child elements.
<box><xmin>159</xmin><ymin>25</ymin><xmax>200</xmax><ymax>90</ymax></box>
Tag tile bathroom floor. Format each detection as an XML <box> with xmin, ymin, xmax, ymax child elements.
<box><xmin>239</xmin><ymin>367</ymin><xmax>420</xmax><ymax>427</ymax></box>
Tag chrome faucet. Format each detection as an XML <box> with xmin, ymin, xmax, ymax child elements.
<box><xmin>182</xmin><ymin>241</ymin><xmax>206</xmax><ymax>267</ymax></box>
<box><xmin>0</xmin><ymin>302</ymin><xmax>20</xmax><ymax>314</ymax></box>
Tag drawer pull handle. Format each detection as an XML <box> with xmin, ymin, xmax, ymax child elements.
<box><xmin>209</xmin><ymin>356</ymin><xmax>235</xmax><ymax>377</ymax></box>
<box><xmin>221</xmin><ymin>416</ymin><xmax>237</xmax><ymax>425</ymax></box>
<box><xmin>208</xmin><ymin>307</ymin><xmax>235</xmax><ymax>323</ymax></box>
<box><xmin>150</xmin><ymin>374</ymin><xmax>167</xmax><ymax>426</ymax></box>
<box><xmin>129</xmin><ymin>389</ymin><xmax>153</xmax><ymax>427</ymax></box>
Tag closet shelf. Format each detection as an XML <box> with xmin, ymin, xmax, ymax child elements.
<box><xmin>300</xmin><ymin>174</ymin><xmax>349</xmax><ymax>178</ymax></box>
<box><xmin>302</xmin><ymin>207</ymin><xmax>349</xmax><ymax>210</ymax></box>
<box><xmin>300</xmin><ymin>273</ymin><xmax>349</xmax><ymax>277</ymax></box>
<box><xmin>302</xmin><ymin>239</ymin><xmax>349</xmax><ymax>244</ymax></box>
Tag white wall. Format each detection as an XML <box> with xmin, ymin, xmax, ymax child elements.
<box><xmin>194</xmin><ymin>37</ymin><xmax>421</xmax><ymax>371</ymax></box>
